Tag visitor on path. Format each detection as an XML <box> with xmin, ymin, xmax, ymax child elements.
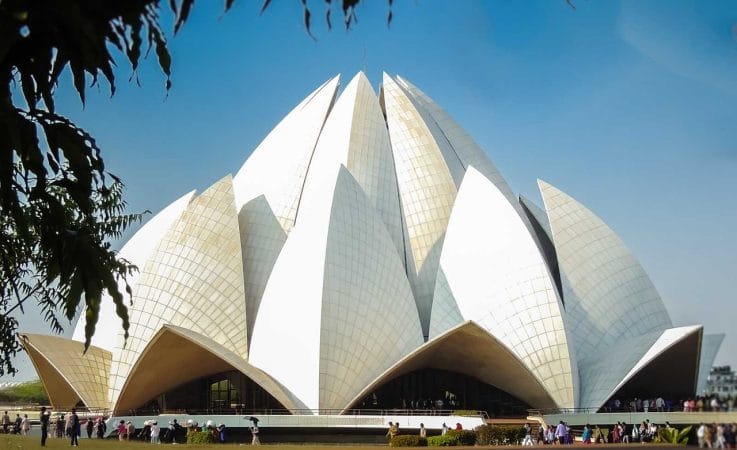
<box><xmin>419</xmin><ymin>423</ymin><xmax>426</xmax><ymax>439</ymax></box>
<box><xmin>86</xmin><ymin>418</ymin><xmax>93</xmax><ymax>439</ymax></box>
<box><xmin>614</xmin><ymin>421</ymin><xmax>622</xmax><ymax>443</ymax></box>
<box><xmin>631</xmin><ymin>422</ymin><xmax>640</xmax><ymax>443</ymax></box>
<box><xmin>64</xmin><ymin>412</ymin><xmax>72</xmax><ymax>437</ymax></box>
<box><xmin>55</xmin><ymin>415</ymin><xmax>64</xmax><ymax>438</ymax></box>
<box><xmin>536</xmin><ymin>425</ymin><xmax>545</xmax><ymax>445</ymax></box>
<box><xmin>698</xmin><ymin>423</ymin><xmax>707</xmax><ymax>448</ymax></box>
<box><xmin>69</xmin><ymin>408</ymin><xmax>80</xmax><ymax>447</ymax></box>
<box><xmin>21</xmin><ymin>414</ymin><xmax>30</xmax><ymax>436</ymax></box>
<box><xmin>126</xmin><ymin>421</ymin><xmax>135</xmax><ymax>440</ymax></box>
<box><xmin>249</xmin><ymin>417</ymin><xmax>260</xmax><ymax>445</ymax></box>
<box><xmin>582</xmin><ymin>424</ymin><xmax>592</xmax><ymax>444</ymax></box>
<box><xmin>117</xmin><ymin>420</ymin><xmax>126</xmax><ymax>441</ymax></box>
<box><xmin>150</xmin><ymin>421</ymin><xmax>160</xmax><ymax>444</ymax></box>
<box><xmin>2</xmin><ymin>411</ymin><xmax>9</xmax><ymax>433</ymax></box>
<box><xmin>217</xmin><ymin>423</ymin><xmax>226</xmax><ymax>443</ymax></box>
<box><xmin>386</xmin><ymin>421</ymin><xmax>397</xmax><ymax>441</ymax></box>
<box><xmin>39</xmin><ymin>407</ymin><xmax>50</xmax><ymax>447</ymax></box>
<box><xmin>95</xmin><ymin>417</ymin><xmax>106</xmax><ymax>439</ymax></box>
<box><xmin>441</xmin><ymin>423</ymin><xmax>448</xmax><ymax>436</ymax></box>
<box><xmin>555</xmin><ymin>421</ymin><xmax>567</xmax><ymax>445</ymax></box>
<box><xmin>705</xmin><ymin>424</ymin><xmax>715</xmax><ymax>448</ymax></box>
<box><xmin>522</xmin><ymin>423</ymin><xmax>533</xmax><ymax>446</ymax></box>
<box><xmin>166</xmin><ymin>419</ymin><xmax>181</xmax><ymax>444</ymax></box>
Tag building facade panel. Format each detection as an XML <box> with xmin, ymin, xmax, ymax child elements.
<box><xmin>319</xmin><ymin>167</ymin><xmax>423</xmax><ymax>410</ymax></box>
<box><xmin>395</xmin><ymin>76</ymin><xmax>516</xmax><ymax>203</ymax></box>
<box><xmin>110</xmin><ymin>176</ymin><xmax>247</xmax><ymax>409</ymax></box>
<box><xmin>71</xmin><ymin>191</ymin><xmax>195</xmax><ymax>352</ymax></box>
<box><xmin>432</xmin><ymin>167</ymin><xmax>577</xmax><ymax>408</ymax></box>
<box><xmin>539</xmin><ymin>180</ymin><xmax>673</xmax><ymax>364</ymax></box>
<box><xmin>698</xmin><ymin>334</ymin><xmax>726</xmax><ymax>395</ymax></box>
<box><xmin>381</xmin><ymin>73</ymin><xmax>459</xmax><ymax>338</ymax></box>
<box><xmin>232</xmin><ymin>76</ymin><xmax>340</xmax><ymax>233</ymax></box>
<box><xmin>21</xmin><ymin>334</ymin><xmax>111</xmax><ymax>409</ymax></box>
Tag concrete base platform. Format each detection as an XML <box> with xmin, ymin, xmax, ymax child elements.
<box><xmin>106</xmin><ymin>413</ymin><xmax>487</xmax><ymax>443</ymax></box>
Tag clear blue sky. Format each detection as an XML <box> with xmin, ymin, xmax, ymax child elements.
<box><xmin>6</xmin><ymin>0</ymin><xmax>736</xmax><ymax>380</ymax></box>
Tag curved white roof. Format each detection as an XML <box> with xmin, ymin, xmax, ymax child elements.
<box><xmin>431</xmin><ymin>167</ymin><xmax>577</xmax><ymax>408</ymax></box>
<box><xmin>381</xmin><ymin>73</ymin><xmax>459</xmax><ymax>338</ymax></box>
<box><xmin>71</xmin><ymin>190</ymin><xmax>195</xmax><ymax>351</ymax></box>
<box><xmin>109</xmin><ymin>175</ymin><xmax>246</xmax><ymax>407</ymax></box>
<box><xmin>538</xmin><ymin>179</ymin><xmax>673</xmax><ymax>362</ymax></box>
<box><xmin>697</xmin><ymin>333</ymin><xmax>726</xmax><ymax>394</ymax></box>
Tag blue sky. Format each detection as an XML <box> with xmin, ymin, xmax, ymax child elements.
<box><xmin>6</xmin><ymin>0</ymin><xmax>737</xmax><ymax>380</ymax></box>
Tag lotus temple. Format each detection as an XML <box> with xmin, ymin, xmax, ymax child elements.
<box><xmin>20</xmin><ymin>72</ymin><xmax>723</xmax><ymax>420</ymax></box>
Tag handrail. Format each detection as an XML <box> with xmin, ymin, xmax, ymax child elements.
<box><xmin>116</xmin><ymin>408</ymin><xmax>489</xmax><ymax>418</ymax></box>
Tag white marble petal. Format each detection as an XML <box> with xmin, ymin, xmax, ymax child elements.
<box><xmin>697</xmin><ymin>333</ymin><xmax>725</xmax><ymax>395</ymax></box>
<box><xmin>109</xmin><ymin>176</ymin><xmax>246</xmax><ymax>409</ymax></box>
<box><xmin>72</xmin><ymin>191</ymin><xmax>195</xmax><ymax>351</ymax></box>
<box><xmin>539</xmin><ymin>180</ymin><xmax>673</xmax><ymax>362</ymax></box>
<box><xmin>432</xmin><ymin>167</ymin><xmax>577</xmax><ymax>408</ymax></box>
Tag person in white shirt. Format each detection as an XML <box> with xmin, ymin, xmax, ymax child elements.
<box><xmin>150</xmin><ymin>421</ymin><xmax>160</xmax><ymax>444</ymax></box>
<box><xmin>697</xmin><ymin>423</ymin><xmax>706</xmax><ymax>448</ymax></box>
<box><xmin>716</xmin><ymin>424</ymin><xmax>725</xmax><ymax>449</ymax></box>
<box><xmin>20</xmin><ymin>415</ymin><xmax>30</xmax><ymax>436</ymax></box>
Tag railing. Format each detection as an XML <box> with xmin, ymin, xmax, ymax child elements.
<box><xmin>528</xmin><ymin>408</ymin><xmax>599</xmax><ymax>416</ymax></box>
<box><xmin>529</xmin><ymin>407</ymin><xmax>737</xmax><ymax>416</ymax></box>
<box><xmin>120</xmin><ymin>408</ymin><xmax>488</xmax><ymax>419</ymax></box>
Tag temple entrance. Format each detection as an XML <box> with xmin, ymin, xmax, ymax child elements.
<box><xmin>140</xmin><ymin>371</ymin><xmax>287</xmax><ymax>414</ymax></box>
<box><xmin>352</xmin><ymin>368</ymin><xmax>530</xmax><ymax>417</ymax></box>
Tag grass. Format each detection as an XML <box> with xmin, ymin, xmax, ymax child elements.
<box><xmin>0</xmin><ymin>435</ymin><xmax>686</xmax><ymax>450</ymax></box>
<box><xmin>0</xmin><ymin>435</ymin><xmax>402</xmax><ymax>450</ymax></box>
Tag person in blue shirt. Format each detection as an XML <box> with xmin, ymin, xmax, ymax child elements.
<box><xmin>582</xmin><ymin>424</ymin><xmax>593</xmax><ymax>444</ymax></box>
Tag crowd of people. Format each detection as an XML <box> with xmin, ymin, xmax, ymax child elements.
<box><xmin>32</xmin><ymin>409</ymin><xmax>226</xmax><ymax>445</ymax></box>
<box><xmin>603</xmin><ymin>395</ymin><xmax>737</xmax><ymax>413</ymax></box>
<box><xmin>533</xmin><ymin>420</ymin><xmax>672</xmax><ymax>445</ymax></box>
<box><xmin>1</xmin><ymin>411</ymin><xmax>31</xmax><ymax>435</ymax></box>
<box><xmin>696</xmin><ymin>423</ymin><xmax>737</xmax><ymax>448</ymax></box>
<box><xmin>538</xmin><ymin>421</ymin><xmax>575</xmax><ymax>444</ymax></box>
<box><xmin>109</xmin><ymin>417</ymin><xmax>226</xmax><ymax>444</ymax></box>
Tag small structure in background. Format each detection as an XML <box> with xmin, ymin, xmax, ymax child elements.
<box><xmin>705</xmin><ymin>366</ymin><xmax>737</xmax><ymax>399</ymax></box>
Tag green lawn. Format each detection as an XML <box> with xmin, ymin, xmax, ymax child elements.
<box><xmin>0</xmin><ymin>435</ymin><xmax>685</xmax><ymax>450</ymax></box>
<box><xmin>0</xmin><ymin>435</ymin><xmax>399</xmax><ymax>449</ymax></box>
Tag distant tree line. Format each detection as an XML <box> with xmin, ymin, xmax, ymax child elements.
<box><xmin>0</xmin><ymin>380</ymin><xmax>49</xmax><ymax>404</ymax></box>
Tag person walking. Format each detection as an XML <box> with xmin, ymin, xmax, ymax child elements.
<box><xmin>582</xmin><ymin>424</ymin><xmax>592</xmax><ymax>444</ymax></box>
<box><xmin>555</xmin><ymin>421</ymin><xmax>567</xmax><ymax>445</ymax></box>
<box><xmin>117</xmin><ymin>420</ymin><xmax>126</xmax><ymax>441</ymax></box>
<box><xmin>126</xmin><ymin>421</ymin><xmax>135</xmax><ymax>440</ymax></box>
<box><xmin>249</xmin><ymin>418</ymin><xmax>260</xmax><ymax>445</ymax></box>
<box><xmin>39</xmin><ymin>407</ymin><xmax>50</xmax><ymax>447</ymax></box>
<box><xmin>55</xmin><ymin>415</ymin><xmax>64</xmax><ymax>438</ymax></box>
<box><xmin>386</xmin><ymin>421</ymin><xmax>397</xmax><ymax>442</ymax></box>
<box><xmin>69</xmin><ymin>408</ymin><xmax>80</xmax><ymax>447</ymax></box>
<box><xmin>150</xmin><ymin>421</ymin><xmax>160</xmax><ymax>444</ymax></box>
<box><xmin>20</xmin><ymin>414</ymin><xmax>30</xmax><ymax>436</ymax></box>
<box><xmin>86</xmin><ymin>418</ymin><xmax>93</xmax><ymax>439</ymax></box>
<box><xmin>419</xmin><ymin>423</ymin><xmax>427</xmax><ymax>439</ymax></box>
<box><xmin>2</xmin><ymin>411</ymin><xmax>9</xmax><ymax>434</ymax></box>
<box><xmin>64</xmin><ymin>412</ymin><xmax>72</xmax><ymax>438</ymax></box>
<box><xmin>698</xmin><ymin>423</ymin><xmax>707</xmax><ymax>448</ymax></box>
<box><xmin>95</xmin><ymin>417</ymin><xmax>106</xmax><ymax>439</ymax></box>
<box><xmin>523</xmin><ymin>423</ymin><xmax>534</xmax><ymax>446</ymax></box>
